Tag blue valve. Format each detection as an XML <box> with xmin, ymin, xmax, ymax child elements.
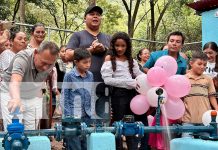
<box><xmin>2</xmin><ymin>114</ymin><xmax>30</xmax><ymax>150</ymax></box>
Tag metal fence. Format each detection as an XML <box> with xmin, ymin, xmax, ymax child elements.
<box><xmin>131</xmin><ymin>38</ymin><xmax>202</xmax><ymax>59</ymax></box>
<box><xmin>15</xmin><ymin>22</ymin><xmax>202</xmax><ymax>59</ymax></box>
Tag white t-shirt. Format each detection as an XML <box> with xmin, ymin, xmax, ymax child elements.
<box><xmin>101</xmin><ymin>59</ymin><xmax>143</xmax><ymax>89</ymax></box>
<box><xmin>203</xmin><ymin>62</ymin><xmax>217</xmax><ymax>78</ymax></box>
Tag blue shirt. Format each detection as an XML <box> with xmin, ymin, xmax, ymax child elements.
<box><xmin>144</xmin><ymin>50</ymin><xmax>187</xmax><ymax>75</ymax></box>
<box><xmin>60</xmin><ymin>67</ymin><xmax>94</xmax><ymax>118</ymax></box>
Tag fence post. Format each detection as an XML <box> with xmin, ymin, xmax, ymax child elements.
<box><xmin>47</xmin><ymin>27</ymin><xmax>51</xmax><ymax>41</ymax></box>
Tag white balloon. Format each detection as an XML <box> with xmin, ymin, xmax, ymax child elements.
<box><xmin>202</xmin><ymin>110</ymin><xmax>218</xmax><ymax>126</ymax></box>
<box><xmin>146</xmin><ymin>87</ymin><xmax>168</xmax><ymax>107</ymax></box>
<box><xmin>135</xmin><ymin>74</ymin><xmax>152</xmax><ymax>95</ymax></box>
<box><xmin>147</xmin><ymin>115</ymin><xmax>154</xmax><ymax>126</ymax></box>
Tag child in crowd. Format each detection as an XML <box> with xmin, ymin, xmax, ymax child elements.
<box><xmin>203</xmin><ymin>42</ymin><xmax>218</xmax><ymax>78</ymax></box>
<box><xmin>182</xmin><ymin>51</ymin><xmax>218</xmax><ymax>137</ymax></box>
<box><xmin>52</xmin><ymin>45</ymin><xmax>68</xmax><ymax>117</ymax></box>
<box><xmin>101</xmin><ymin>32</ymin><xmax>148</xmax><ymax>150</ymax></box>
<box><xmin>57</xmin><ymin>45</ymin><xmax>73</xmax><ymax>73</ymax></box>
<box><xmin>61</xmin><ymin>48</ymin><xmax>93</xmax><ymax>150</ymax></box>
<box><xmin>56</xmin><ymin>45</ymin><xmax>67</xmax><ymax>76</ymax></box>
<box><xmin>3</xmin><ymin>39</ymin><xmax>11</xmax><ymax>50</ymax></box>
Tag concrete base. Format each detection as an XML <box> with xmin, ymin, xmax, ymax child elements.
<box><xmin>170</xmin><ymin>138</ymin><xmax>218</xmax><ymax>150</ymax></box>
<box><xmin>87</xmin><ymin>132</ymin><xmax>115</xmax><ymax>150</ymax></box>
<box><xmin>0</xmin><ymin>136</ymin><xmax>51</xmax><ymax>150</ymax></box>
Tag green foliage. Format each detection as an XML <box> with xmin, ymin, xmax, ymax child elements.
<box><xmin>0</xmin><ymin>0</ymin><xmax>11</xmax><ymax>20</ymax></box>
<box><xmin>185</xmin><ymin>50</ymin><xmax>193</xmax><ymax>61</ymax></box>
<box><xmin>2</xmin><ymin>0</ymin><xmax>202</xmax><ymax>48</ymax></box>
<box><xmin>25</xmin><ymin>12</ymin><xmax>38</xmax><ymax>35</ymax></box>
<box><xmin>26</xmin><ymin>0</ymin><xmax>41</xmax><ymax>5</ymax></box>
<box><xmin>157</xmin><ymin>0</ymin><xmax>201</xmax><ymax>42</ymax></box>
<box><xmin>98</xmin><ymin>0</ymin><xmax>123</xmax><ymax>35</ymax></box>
<box><xmin>133</xmin><ymin>0</ymin><xmax>201</xmax><ymax>44</ymax></box>
<box><xmin>67</xmin><ymin>0</ymin><xmax>79</xmax><ymax>3</ymax></box>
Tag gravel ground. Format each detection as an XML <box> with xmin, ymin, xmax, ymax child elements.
<box><xmin>51</xmin><ymin>118</ymin><xmax>64</xmax><ymax>150</ymax></box>
<box><xmin>51</xmin><ymin>139</ymin><xmax>64</xmax><ymax>150</ymax></box>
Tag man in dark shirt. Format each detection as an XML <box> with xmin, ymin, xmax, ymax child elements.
<box><xmin>65</xmin><ymin>5</ymin><xmax>110</xmax><ymax>82</ymax></box>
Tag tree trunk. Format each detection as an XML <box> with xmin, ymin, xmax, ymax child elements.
<box><xmin>128</xmin><ymin>0</ymin><xmax>132</xmax><ymax>37</ymax></box>
<box><xmin>19</xmin><ymin>0</ymin><xmax>25</xmax><ymax>31</ymax></box>
<box><xmin>122</xmin><ymin>0</ymin><xmax>141</xmax><ymax>38</ymax></box>
<box><xmin>12</xmin><ymin>0</ymin><xmax>20</xmax><ymax>21</ymax></box>
<box><xmin>129</xmin><ymin>0</ymin><xmax>140</xmax><ymax>37</ymax></box>
<box><xmin>150</xmin><ymin>0</ymin><xmax>156</xmax><ymax>50</ymax></box>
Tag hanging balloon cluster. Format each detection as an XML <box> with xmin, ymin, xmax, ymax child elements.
<box><xmin>130</xmin><ymin>56</ymin><xmax>191</xmax><ymax>120</ymax></box>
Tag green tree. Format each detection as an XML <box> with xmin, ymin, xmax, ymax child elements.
<box><xmin>121</xmin><ymin>0</ymin><xmax>141</xmax><ymax>37</ymax></box>
<box><xmin>19</xmin><ymin>0</ymin><xmax>25</xmax><ymax>31</ymax></box>
<box><xmin>0</xmin><ymin>0</ymin><xmax>202</xmax><ymax>48</ymax></box>
<box><xmin>0</xmin><ymin>0</ymin><xmax>12</xmax><ymax>20</ymax></box>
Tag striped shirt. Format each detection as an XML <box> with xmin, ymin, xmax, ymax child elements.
<box><xmin>182</xmin><ymin>73</ymin><xmax>216</xmax><ymax>123</ymax></box>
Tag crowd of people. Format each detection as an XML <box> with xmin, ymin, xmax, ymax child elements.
<box><xmin>0</xmin><ymin>4</ymin><xmax>218</xmax><ymax>150</ymax></box>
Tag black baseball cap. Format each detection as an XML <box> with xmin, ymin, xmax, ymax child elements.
<box><xmin>84</xmin><ymin>5</ymin><xmax>103</xmax><ymax>16</ymax></box>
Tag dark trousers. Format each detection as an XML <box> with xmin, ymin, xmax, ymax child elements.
<box><xmin>64</xmin><ymin>116</ymin><xmax>92</xmax><ymax>150</ymax></box>
<box><xmin>65</xmin><ymin>135</ymin><xmax>87</xmax><ymax>150</ymax></box>
<box><xmin>111</xmin><ymin>87</ymin><xmax>149</xmax><ymax>150</ymax></box>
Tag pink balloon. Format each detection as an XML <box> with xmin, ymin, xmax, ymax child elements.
<box><xmin>147</xmin><ymin>66</ymin><xmax>167</xmax><ymax>86</ymax></box>
<box><xmin>167</xmin><ymin>95</ymin><xmax>182</xmax><ymax>101</ymax></box>
<box><xmin>130</xmin><ymin>95</ymin><xmax>150</xmax><ymax>115</ymax></box>
<box><xmin>146</xmin><ymin>87</ymin><xmax>168</xmax><ymax>107</ymax></box>
<box><xmin>135</xmin><ymin>74</ymin><xmax>152</xmax><ymax>95</ymax></box>
<box><xmin>154</xmin><ymin>56</ymin><xmax>178</xmax><ymax>77</ymax></box>
<box><xmin>164</xmin><ymin>75</ymin><xmax>191</xmax><ymax>98</ymax></box>
<box><xmin>161</xmin><ymin>98</ymin><xmax>185</xmax><ymax>120</ymax></box>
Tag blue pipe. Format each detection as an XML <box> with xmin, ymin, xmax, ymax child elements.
<box><xmin>155</xmin><ymin>88</ymin><xmax>164</xmax><ymax>126</ymax></box>
<box><xmin>0</xmin><ymin>124</ymin><xmax>215</xmax><ymax>137</ymax></box>
<box><xmin>143</xmin><ymin>125</ymin><xmax>214</xmax><ymax>134</ymax></box>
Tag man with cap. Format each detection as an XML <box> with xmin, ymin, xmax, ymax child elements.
<box><xmin>65</xmin><ymin>5</ymin><xmax>111</xmax><ymax>82</ymax></box>
<box><xmin>64</xmin><ymin>5</ymin><xmax>111</xmax><ymax>149</ymax></box>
